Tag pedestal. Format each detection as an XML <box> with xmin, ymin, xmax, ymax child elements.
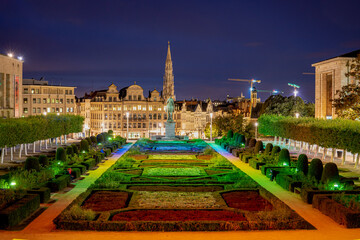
<box><xmin>165</xmin><ymin>122</ymin><xmax>176</xmax><ymax>138</ymax></box>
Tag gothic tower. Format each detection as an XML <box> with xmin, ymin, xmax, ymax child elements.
<box><xmin>163</xmin><ymin>41</ymin><xmax>175</xmax><ymax>101</ymax></box>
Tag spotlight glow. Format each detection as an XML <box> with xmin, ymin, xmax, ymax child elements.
<box><xmin>7</xmin><ymin>53</ymin><xmax>13</xmax><ymax>58</ymax></box>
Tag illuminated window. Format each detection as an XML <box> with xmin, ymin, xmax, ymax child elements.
<box><xmin>23</xmin><ymin>108</ymin><xmax>28</xmax><ymax>113</ymax></box>
<box><xmin>133</xmin><ymin>106</ymin><xmax>136</xmax><ymax>110</ymax></box>
<box><xmin>47</xmin><ymin>107</ymin><xmax>51</xmax><ymax>113</ymax></box>
<box><xmin>138</xmin><ymin>105</ymin><xmax>141</xmax><ymax>110</ymax></box>
<box><xmin>149</xmin><ymin>106</ymin><xmax>153</xmax><ymax>111</ymax></box>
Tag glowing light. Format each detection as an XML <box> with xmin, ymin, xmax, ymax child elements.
<box><xmin>10</xmin><ymin>181</ymin><xmax>16</xmax><ymax>186</ymax></box>
<box><xmin>295</xmin><ymin>112</ymin><xmax>300</xmax><ymax>118</ymax></box>
<box><xmin>283</xmin><ymin>162</ymin><xmax>288</xmax><ymax>166</ymax></box>
<box><xmin>249</xmin><ymin>87</ymin><xmax>254</xmax><ymax>91</ymax></box>
<box><xmin>57</xmin><ymin>161</ymin><xmax>61</xmax><ymax>165</ymax></box>
<box><xmin>108</xmin><ymin>137</ymin><xmax>112</xmax><ymax>140</ymax></box>
<box><xmin>57</xmin><ymin>113</ymin><xmax>60</xmax><ymax>116</ymax></box>
<box><xmin>294</xmin><ymin>90</ymin><xmax>298</xmax><ymax>97</ymax></box>
<box><xmin>17</xmin><ymin>56</ymin><xmax>23</xmax><ymax>61</ymax></box>
<box><xmin>7</xmin><ymin>53</ymin><xmax>13</xmax><ymax>58</ymax></box>
<box><xmin>334</xmin><ymin>184</ymin><xmax>339</xmax><ymax>188</ymax></box>
<box><xmin>126</xmin><ymin>112</ymin><xmax>129</xmax><ymax>118</ymax></box>
<box><xmin>210</xmin><ymin>113</ymin><xmax>213</xmax><ymax>118</ymax></box>
<box><xmin>43</xmin><ymin>112</ymin><xmax>47</xmax><ymax>116</ymax></box>
<box><xmin>255</xmin><ymin>122</ymin><xmax>258</xmax><ymax>127</ymax></box>
<box><xmin>82</xmin><ymin>150</ymin><xmax>86</xmax><ymax>153</ymax></box>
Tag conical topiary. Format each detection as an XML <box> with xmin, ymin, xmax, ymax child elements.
<box><xmin>264</xmin><ymin>143</ymin><xmax>273</xmax><ymax>155</ymax></box>
<box><xmin>296</xmin><ymin>154</ymin><xmax>308</xmax><ymax>175</ymax></box>
<box><xmin>238</xmin><ymin>135</ymin><xmax>245</xmax><ymax>145</ymax></box>
<box><xmin>38</xmin><ymin>155</ymin><xmax>49</xmax><ymax>167</ymax></box>
<box><xmin>90</xmin><ymin>136</ymin><xmax>97</xmax><ymax>144</ymax></box>
<box><xmin>96</xmin><ymin>134</ymin><xmax>104</xmax><ymax>144</ymax></box>
<box><xmin>80</xmin><ymin>139</ymin><xmax>90</xmax><ymax>152</ymax></box>
<box><xmin>308</xmin><ymin>158</ymin><xmax>323</xmax><ymax>181</ymax></box>
<box><xmin>271</xmin><ymin>146</ymin><xmax>281</xmax><ymax>157</ymax></box>
<box><xmin>24</xmin><ymin>157</ymin><xmax>40</xmax><ymax>172</ymax></box>
<box><xmin>72</xmin><ymin>144</ymin><xmax>79</xmax><ymax>155</ymax></box>
<box><xmin>278</xmin><ymin>149</ymin><xmax>290</xmax><ymax>166</ymax></box>
<box><xmin>227</xmin><ymin>130</ymin><xmax>234</xmax><ymax>139</ymax></box>
<box><xmin>66</xmin><ymin>146</ymin><xmax>74</xmax><ymax>156</ymax></box>
<box><xmin>254</xmin><ymin>141</ymin><xmax>264</xmax><ymax>154</ymax></box>
<box><xmin>56</xmin><ymin>147</ymin><xmax>66</xmax><ymax>162</ymax></box>
<box><xmin>321</xmin><ymin>162</ymin><xmax>339</xmax><ymax>184</ymax></box>
<box><xmin>249</xmin><ymin>138</ymin><xmax>257</xmax><ymax>148</ymax></box>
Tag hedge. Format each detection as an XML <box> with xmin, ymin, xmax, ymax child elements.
<box><xmin>258</xmin><ymin>114</ymin><xmax>360</xmax><ymax>154</ymax></box>
<box><xmin>27</xmin><ymin>187</ymin><xmax>51</xmax><ymax>203</ymax></box>
<box><xmin>0</xmin><ymin>114</ymin><xmax>84</xmax><ymax>148</ymax></box>
<box><xmin>47</xmin><ymin>175</ymin><xmax>71</xmax><ymax>192</ymax></box>
<box><xmin>0</xmin><ymin>194</ymin><xmax>40</xmax><ymax>228</ymax></box>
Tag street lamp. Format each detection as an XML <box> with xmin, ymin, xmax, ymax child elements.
<box><xmin>255</xmin><ymin>122</ymin><xmax>258</xmax><ymax>139</ymax></box>
<box><xmin>295</xmin><ymin>112</ymin><xmax>300</xmax><ymax>118</ymax></box>
<box><xmin>210</xmin><ymin>112</ymin><xmax>213</xmax><ymax>141</ymax></box>
<box><xmin>126</xmin><ymin>112</ymin><xmax>129</xmax><ymax>140</ymax></box>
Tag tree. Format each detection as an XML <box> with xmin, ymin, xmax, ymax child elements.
<box><xmin>204</xmin><ymin>122</ymin><xmax>220</xmax><ymax>139</ymax></box>
<box><xmin>333</xmin><ymin>84</ymin><xmax>360</xmax><ymax>120</ymax></box>
<box><xmin>212</xmin><ymin>113</ymin><xmax>254</xmax><ymax>137</ymax></box>
<box><xmin>259</xmin><ymin>95</ymin><xmax>314</xmax><ymax>117</ymax></box>
<box><xmin>333</xmin><ymin>54</ymin><xmax>360</xmax><ymax>120</ymax></box>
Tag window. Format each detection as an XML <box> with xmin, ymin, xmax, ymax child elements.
<box><xmin>47</xmin><ymin>107</ymin><xmax>50</xmax><ymax>113</ymax></box>
<box><xmin>133</xmin><ymin>106</ymin><xmax>136</xmax><ymax>110</ymax></box>
<box><xmin>52</xmin><ymin>107</ymin><xmax>55</xmax><ymax>112</ymax></box>
<box><xmin>154</xmin><ymin>97</ymin><xmax>157</xmax><ymax>101</ymax></box>
<box><xmin>104</xmin><ymin>105</ymin><xmax>108</xmax><ymax>111</ymax></box>
<box><xmin>47</xmin><ymin>98</ymin><xmax>50</xmax><ymax>103</ymax></box>
<box><xmin>65</xmin><ymin>90</ymin><xmax>68</xmax><ymax>94</ymax></box>
<box><xmin>60</xmin><ymin>107</ymin><xmax>63</xmax><ymax>113</ymax></box>
<box><xmin>31</xmin><ymin>89</ymin><xmax>35</xmax><ymax>94</ymax></box>
<box><xmin>138</xmin><ymin>123</ymin><xmax>141</xmax><ymax>128</ymax></box>
<box><xmin>52</xmin><ymin>99</ymin><xmax>55</xmax><ymax>103</ymax></box>
<box><xmin>109</xmin><ymin>123</ymin><xmax>112</xmax><ymax>128</ymax></box>
<box><xmin>158</xmin><ymin>113</ymin><xmax>161</xmax><ymax>119</ymax></box>
<box><xmin>69</xmin><ymin>90</ymin><xmax>72</xmax><ymax>94</ymax></box>
<box><xmin>67</xmin><ymin>99</ymin><xmax>70</xmax><ymax>104</ymax></box>
<box><xmin>56</xmin><ymin>108</ymin><xmax>59</xmax><ymax>112</ymax></box>
<box><xmin>164</xmin><ymin>113</ymin><xmax>167</xmax><ymax>120</ymax></box>
<box><xmin>35</xmin><ymin>89</ymin><xmax>39</xmax><ymax>94</ymax></box>
<box><xmin>105</xmin><ymin>114</ymin><xmax>108</xmax><ymax>120</ymax></box>
<box><xmin>66</xmin><ymin>107</ymin><xmax>69</xmax><ymax>112</ymax></box>
<box><xmin>138</xmin><ymin>105</ymin><xmax>141</xmax><ymax>110</ymax></box>
<box><xmin>138</xmin><ymin>95</ymin><xmax>141</xmax><ymax>100</ymax></box>
<box><xmin>23</xmin><ymin>88</ymin><xmax>28</xmax><ymax>94</ymax></box>
<box><xmin>23</xmin><ymin>98</ymin><xmax>28</xmax><ymax>104</ymax></box>
<box><xmin>60</xmin><ymin>99</ymin><xmax>63</xmax><ymax>104</ymax></box>
<box><xmin>133</xmin><ymin>123</ymin><xmax>136</xmax><ymax>128</ymax></box>
<box><xmin>118</xmin><ymin>106</ymin><xmax>121</xmax><ymax>111</ymax></box>
<box><xmin>133</xmin><ymin>114</ymin><xmax>137</xmax><ymax>120</ymax></box>
<box><xmin>149</xmin><ymin>114</ymin><xmax>152</xmax><ymax>119</ymax></box>
<box><xmin>56</xmin><ymin>99</ymin><xmax>59</xmax><ymax>103</ymax></box>
<box><xmin>43</xmin><ymin>98</ymin><xmax>46</xmax><ymax>104</ymax></box>
<box><xmin>143</xmin><ymin>123</ymin><xmax>146</xmax><ymax>128</ymax></box>
<box><xmin>109</xmin><ymin>97</ymin><xmax>112</xmax><ymax>102</ymax></box>
<box><xmin>43</xmin><ymin>108</ymin><xmax>46</xmax><ymax>113</ymax></box>
<box><xmin>37</xmin><ymin>108</ymin><xmax>41</xmax><ymax>113</ymax></box>
<box><xmin>153</xmin><ymin>114</ymin><xmax>157</xmax><ymax>120</ymax></box>
<box><xmin>142</xmin><ymin>106</ymin><xmax>146</xmax><ymax>111</ymax></box>
<box><xmin>32</xmin><ymin>108</ymin><xmax>36</xmax><ymax>113</ymax></box>
<box><xmin>128</xmin><ymin>95</ymin><xmax>132</xmax><ymax>100</ymax></box>
<box><xmin>37</xmin><ymin>98</ymin><xmax>41</xmax><ymax>104</ymax></box>
<box><xmin>143</xmin><ymin>114</ymin><xmax>146</xmax><ymax>119</ymax></box>
<box><xmin>70</xmin><ymin>107</ymin><xmax>73</xmax><ymax>112</ymax></box>
<box><xmin>33</xmin><ymin>98</ymin><xmax>36</xmax><ymax>104</ymax></box>
<box><xmin>149</xmin><ymin>106</ymin><xmax>153</xmax><ymax>111</ymax></box>
<box><xmin>23</xmin><ymin>108</ymin><xmax>28</xmax><ymax>114</ymax></box>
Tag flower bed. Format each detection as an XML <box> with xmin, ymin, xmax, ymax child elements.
<box><xmin>222</xmin><ymin>191</ymin><xmax>273</xmax><ymax>211</ymax></box>
<box><xmin>112</xmin><ymin>209</ymin><xmax>247</xmax><ymax>221</ymax></box>
<box><xmin>127</xmin><ymin>185</ymin><xmax>223</xmax><ymax>192</ymax></box>
<box><xmin>142</xmin><ymin>160</ymin><xmax>204</xmax><ymax>164</ymax></box>
<box><xmin>82</xmin><ymin>191</ymin><xmax>130</xmax><ymax>211</ymax></box>
<box><xmin>142</xmin><ymin>167</ymin><xmax>203</xmax><ymax>176</ymax></box>
<box><xmin>132</xmin><ymin>191</ymin><xmax>224</xmax><ymax>209</ymax></box>
<box><xmin>148</xmin><ymin>155</ymin><xmax>197</xmax><ymax>160</ymax></box>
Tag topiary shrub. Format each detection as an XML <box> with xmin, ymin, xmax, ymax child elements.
<box><xmin>321</xmin><ymin>162</ymin><xmax>339</xmax><ymax>184</ymax></box>
<box><xmin>56</xmin><ymin>147</ymin><xmax>66</xmax><ymax>162</ymax></box>
<box><xmin>271</xmin><ymin>146</ymin><xmax>281</xmax><ymax>157</ymax></box>
<box><xmin>264</xmin><ymin>143</ymin><xmax>273</xmax><ymax>155</ymax></box>
<box><xmin>72</xmin><ymin>144</ymin><xmax>79</xmax><ymax>155</ymax></box>
<box><xmin>254</xmin><ymin>141</ymin><xmax>264</xmax><ymax>154</ymax></box>
<box><xmin>308</xmin><ymin>158</ymin><xmax>323</xmax><ymax>181</ymax></box>
<box><xmin>297</xmin><ymin>154</ymin><xmax>308</xmax><ymax>175</ymax></box>
<box><xmin>96</xmin><ymin>134</ymin><xmax>104</xmax><ymax>144</ymax></box>
<box><xmin>90</xmin><ymin>136</ymin><xmax>97</xmax><ymax>144</ymax></box>
<box><xmin>278</xmin><ymin>149</ymin><xmax>290</xmax><ymax>166</ymax></box>
<box><xmin>66</xmin><ymin>146</ymin><xmax>74</xmax><ymax>156</ymax></box>
<box><xmin>80</xmin><ymin>140</ymin><xmax>90</xmax><ymax>152</ymax></box>
<box><xmin>227</xmin><ymin>130</ymin><xmax>233</xmax><ymax>139</ymax></box>
<box><xmin>249</xmin><ymin>138</ymin><xmax>257</xmax><ymax>148</ymax></box>
<box><xmin>38</xmin><ymin>155</ymin><xmax>49</xmax><ymax>167</ymax></box>
<box><xmin>24</xmin><ymin>157</ymin><xmax>40</xmax><ymax>172</ymax></box>
<box><xmin>108</xmin><ymin>130</ymin><xmax>114</xmax><ymax>137</ymax></box>
<box><xmin>85</xmin><ymin>137</ymin><xmax>92</xmax><ymax>145</ymax></box>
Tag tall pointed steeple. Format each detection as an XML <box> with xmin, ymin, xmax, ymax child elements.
<box><xmin>163</xmin><ymin>41</ymin><xmax>175</xmax><ymax>101</ymax></box>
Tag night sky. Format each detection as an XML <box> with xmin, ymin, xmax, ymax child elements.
<box><xmin>1</xmin><ymin>0</ymin><xmax>360</xmax><ymax>102</ymax></box>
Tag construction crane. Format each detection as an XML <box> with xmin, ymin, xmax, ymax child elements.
<box><xmin>255</xmin><ymin>88</ymin><xmax>284</xmax><ymax>96</ymax></box>
<box><xmin>228</xmin><ymin>78</ymin><xmax>261</xmax><ymax>118</ymax></box>
<box><xmin>288</xmin><ymin>83</ymin><xmax>300</xmax><ymax>97</ymax></box>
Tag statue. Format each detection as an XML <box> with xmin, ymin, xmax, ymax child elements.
<box><xmin>166</xmin><ymin>97</ymin><xmax>175</xmax><ymax>122</ymax></box>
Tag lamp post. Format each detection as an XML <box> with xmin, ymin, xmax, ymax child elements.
<box><xmin>126</xmin><ymin>112</ymin><xmax>129</xmax><ymax>140</ymax></box>
<box><xmin>255</xmin><ymin>122</ymin><xmax>258</xmax><ymax>139</ymax></box>
<box><xmin>210</xmin><ymin>112</ymin><xmax>213</xmax><ymax>141</ymax></box>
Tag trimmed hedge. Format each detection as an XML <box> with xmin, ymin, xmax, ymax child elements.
<box><xmin>56</xmin><ymin>147</ymin><xmax>66</xmax><ymax>162</ymax></box>
<box><xmin>24</xmin><ymin>157</ymin><xmax>40</xmax><ymax>172</ymax></box>
<box><xmin>0</xmin><ymin>114</ymin><xmax>84</xmax><ymax>148</ymax></box>
<box><xmin>81</xmin><ymin>159</ymin><xmax>96</xmax><ymax>170</ymax></box>
<box><xmin>27</xmin><ymin>187</ymin><xmax>51</xmax><ymax>203</ymax></box>
<box><xmin>0</xmin><ymin>194</ymin><xmax>40</xmax><ymax>228</ymax></box>
<box><xmin>47</xmin><ymin>175</ymin><xmax>71</xmax><ymax>192</ymax></box>
<box><xmin>258</xmin><ymin>114</ymin><xmax>360</xmax><ymax>154</ymax></box>
<box><xmin>308</xmin><ymin>158</ymin><xmax>323</xmax><ymax>181</ymax></box>
<box><xmin>38</xmin><ymin>155</ymin><xmax>49</xmax><ymax>167</ymax></box>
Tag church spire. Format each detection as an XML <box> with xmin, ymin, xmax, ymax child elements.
<box><xmin>163</xmin><ymin>41</ymin><xmax>175</xmax><ymax>101</ymax></box>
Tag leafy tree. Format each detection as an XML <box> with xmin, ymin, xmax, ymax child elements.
<box><xmin>333</xmin><ymin>54</ymin><xmax>360</xmax><ymax>120</ymax></box>
<box><xmin>213</xmin><ymin>114</ymin><xmax>245</xmax><ymax>136</ymax></box>
<box><xmin>204</xmin><ymin>122</ymin><xmax>220</xmax><ymax>139</ymax></box>
<box><xmin>259</xmin><ymin>95</ymin><xmax>314</xmax><ymax>117</ymax></box>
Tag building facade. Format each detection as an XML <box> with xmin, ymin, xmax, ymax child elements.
<box><xmin>22</xmin><ymin>78</ymin><xmax>76</xmax><ymax>117</ymax></box>
<box><xmin>77</xmin><ymin>83</ymin><xmax>166</xmax><ymax>138</ymax></box>
<box><xmin>312</xmin><ymin>49</ymin><xmax>360</xmax><ymax>119</ymax></box>
<box><xmin>0</xmin><ymin>54</ymin><xmax>23</xmax><ymax>118</ymax></box>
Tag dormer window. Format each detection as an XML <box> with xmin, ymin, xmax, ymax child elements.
<box><xmin>109</xmin><ymin>97</ymin><xmax>112</xmax><ymax>102</ymax></box>
<box><xmin>129</xmin><ymin>95</ymin><xmax>132</xmax><ymax>100</ymax></box>
<box><xmin>154</xmin><ymin>97</ymin><xmax>157</xmax><ymax>101</ymax></box>
<box><xmin>138</xmin><ymin>95</ymin><xmax>141</xmax><ymax>100</ymax></box>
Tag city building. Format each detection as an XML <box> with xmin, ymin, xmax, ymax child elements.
<box><xmin>312</xmin><ymin>49</ymin><xmax>360</xmax><ymax>119</ymax></box>
<box><xmin>174</xmin><ymin>99</ymin><xmax>214</xmax><ymax>138</ymax></box>
<box><xmin>77</xmin><ymin>83</ymin><xmax>166</xmax><ymax>138</ymax></box>
<box><xmin>0</xmin><ymin>53</ymin><xmax>23</xmax><ymax>118</ymax></box>
<box><xmin>22</xmin><ymin>78</ymin><xmax>76</xmax><ymax>117</ymax></box>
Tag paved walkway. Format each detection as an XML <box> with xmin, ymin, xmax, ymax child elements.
<box><xmin>1</xmin><ymin>142</ymin><xmax>360</xmax><ymax>240</ymax></box>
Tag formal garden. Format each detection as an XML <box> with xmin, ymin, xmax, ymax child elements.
<box><xmin>53</xmin><ymin>138</ymin><xmax>313</xmax><ymax>231</ymax></box>
<box><xmin>216</xmin><ymin>126</ymin><xmax>360</xmax><ymax>228</ymax></box>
